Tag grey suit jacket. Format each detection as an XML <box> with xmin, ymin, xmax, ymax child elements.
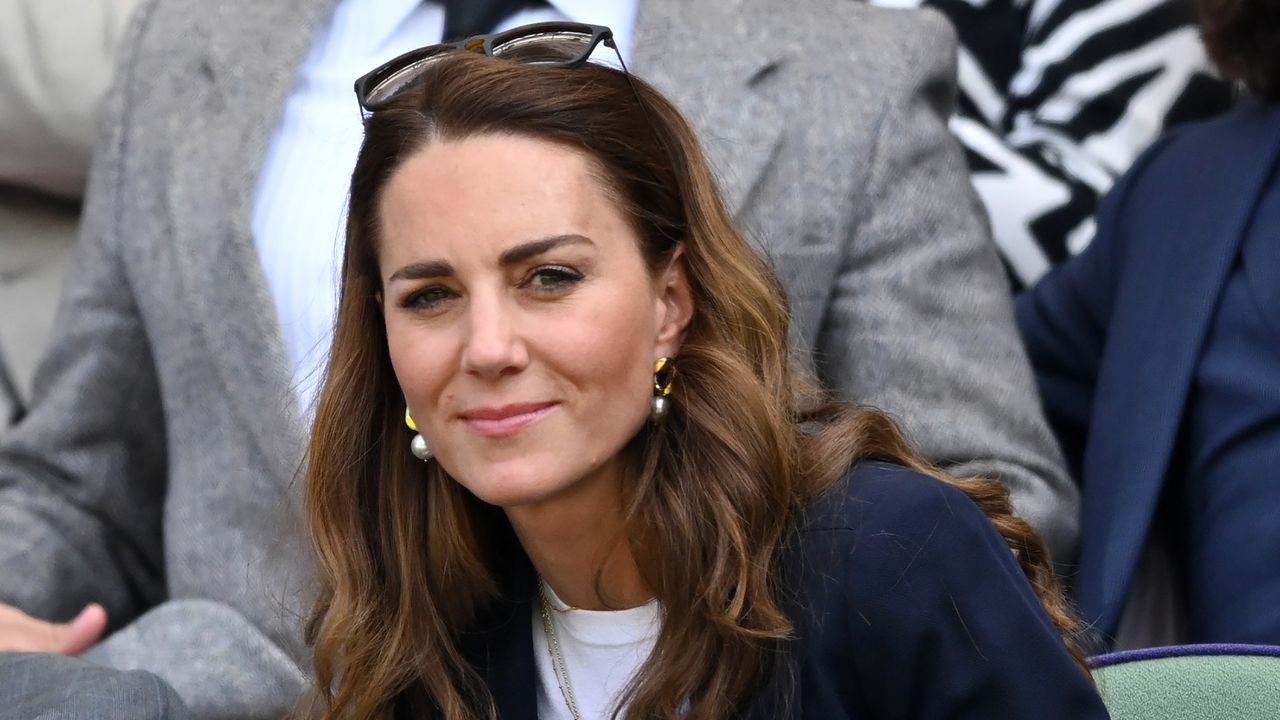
<box><xmin>0</xmin><ymin>0</ymin><xmax>1075</xmax><ymax>717</ymax></box>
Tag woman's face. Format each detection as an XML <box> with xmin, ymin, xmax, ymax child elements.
<box><xmin>378</xmin><ymin>132</ymin><xmax>691</xmax><ymax>511</ymax></box>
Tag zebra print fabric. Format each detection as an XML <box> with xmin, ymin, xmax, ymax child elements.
<box><xmin>871</xmin><ymin>0</ymin><xmax>1235</xmax><ymax>289</ymax></box>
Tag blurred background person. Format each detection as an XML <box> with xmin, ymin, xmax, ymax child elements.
<box><xmin>0</xmin><ymin>0</ymin><xmax>142</xmax><ymax>425</ymax></box>
<box><xmin>1018</xmin><ymin>0</ymin><xmax>1280</xmax><ymax>649</ymax></box>
<box><xmin>871</xmin><ymin>0</ymin><xmax>1235</xmax><ymax>289</ymax></box>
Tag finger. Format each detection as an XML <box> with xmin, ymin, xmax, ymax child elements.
<box><xmin>0</xmin><ymin>603</ymin><xmax>43</xmax><ymax>652</ymax></box>
<box><xmin>56</xmin><ymin>604</ymin><xmax>108</xmax><ymax>655</ymax></box>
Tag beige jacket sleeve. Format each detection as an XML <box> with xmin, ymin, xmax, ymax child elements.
<box><xmin>0</xmin><ymin>0</ymin><xmax>143</xmax><ymax>198</ymax></box>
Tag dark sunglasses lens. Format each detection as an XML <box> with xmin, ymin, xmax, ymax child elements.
<box><xmin>491</xmin><ymin>30</ymin><xmax>596</xmax><ymax>64</ymax></box>
<box><xmin>366</xmin><ymin>51</ymin><xmax>450</xmax><ymax>108</ymax></box>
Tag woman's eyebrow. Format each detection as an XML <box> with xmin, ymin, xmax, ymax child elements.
<box><xmin>388</xmin><ymin>259</ymin><xmax>453</xmax><ymax>282</ymax></box>
<box><xmin>387</xmin><ymin>234</ymin><xmax>592</xmax><ymax>282</ymax></box>
<box><xmin>498</xmin><ymin>234</ymin><xmax>593</xmax><ymax>267</ymax></box>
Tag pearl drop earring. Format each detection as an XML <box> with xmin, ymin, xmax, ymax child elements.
<box><xmin>405</xmin><ymin>408</ymin><xmax>433</xmax><ymax>462</ymax></box>
<box><xmin>650</xmin><ymin>358</ymin><xmax>675</xmax><ymax>422</ymax></box>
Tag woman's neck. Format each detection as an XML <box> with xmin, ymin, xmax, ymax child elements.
<box><xmin>504</xmin><ymin>460</ymin><xmax>651</xmax><ymax>611</ymax></box>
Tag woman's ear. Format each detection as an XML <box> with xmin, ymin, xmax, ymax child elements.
<box><xmin>654</xmin><ymin>245</ymin><xmax>694</xmax><ymax>358</ymax></box>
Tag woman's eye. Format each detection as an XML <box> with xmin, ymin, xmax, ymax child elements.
<box><xmin>401</xmin><ymin>285</ymin><xmax>455</xmax><ymax>310</ymax></box>
<box><xmin>525</xmin><ymin>265</ymin><xmax>584</xmax><ymax>293</ymax></box>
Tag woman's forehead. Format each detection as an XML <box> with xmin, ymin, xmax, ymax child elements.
<box><xmin>375</xmin><ymin>134</ymin><xmax>640</xmax><ymax>272</ymax></box>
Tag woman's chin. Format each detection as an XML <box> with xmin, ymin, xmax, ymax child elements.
<box><xmin>450</xmin><ymin>466</ymin><xmax>569</xmax><ymax>510</ymax></box>
<box><xmin>440</xmin><ymin>448</ymin><xmax>621</xmax><ymax>511</ymax></box>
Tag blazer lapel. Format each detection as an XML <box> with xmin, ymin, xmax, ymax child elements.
<box><xmin>631</xmin><ymin>0</ymin><xmax>787</xmax><ymax>219</ymax></box>
<box><xmin>469</xmin><ymin>566</ymin><xmax>538</xmax><ymax>720</ymax></box>
<box><xmin>166</xmin><ymin>0</ymin><xmax>336</xmax><ymax>484</ymax></box>
<box><xmin>485</xmin><ymin>603</ymin><xmax>538</xmax><ymax>720</ymax></box>
<box><xmin>1081</xmin><ymin>108</ymin><xmax>1280</xmax><ymax>633</ymax></box>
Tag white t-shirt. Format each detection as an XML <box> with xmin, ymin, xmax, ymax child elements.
<box><xmin>532</xmin><ymin>583</ymin><xmax>661</xmax><ymax>720</ymax></box>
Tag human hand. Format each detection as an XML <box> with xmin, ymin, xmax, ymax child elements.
<box><xmin>0</xmin><ymin>602</ymin><xmax>107</xmax><ymax>654</ymax></box>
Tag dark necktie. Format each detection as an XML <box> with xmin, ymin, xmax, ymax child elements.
<box><xmin>438</xmin><ymin>0</ymin><xmax>552</xmax><ymax>42</ymax></box>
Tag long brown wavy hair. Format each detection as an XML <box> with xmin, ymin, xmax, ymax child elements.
<box><xmin>302</xmin><ymin>44</ymin><xmax>1087</xmax><ymax>720</ymax></box>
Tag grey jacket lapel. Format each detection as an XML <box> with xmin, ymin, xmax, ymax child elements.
<box><xmin>167</xmin><ymin>0</ymin><xmax>336</xmax><ymax>483</ymax></box>
<box><xmin>631</xmin><ymin>0</ymin><xmax>787</xmax><ymax>218</ymax></box>
<box><xmin>632</xmin><ymin>0</ymin><xmax>833</xmax><ymax>349</ymax></box>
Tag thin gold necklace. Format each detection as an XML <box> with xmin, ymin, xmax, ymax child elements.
<box><xmin>539</xmin><ymin>579</ymin><xmax>583</xmax><ymax>720</ymax></box>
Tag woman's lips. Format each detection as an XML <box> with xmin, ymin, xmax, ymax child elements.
<box><xmin>460</xmin><ymin>402</ymin><xmax>558</xmax><ymax>438</ymax></box>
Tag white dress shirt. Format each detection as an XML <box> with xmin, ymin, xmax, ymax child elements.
<box><xmin>251</xmin><ymin>0</ymin><xmax>636</xmax><ymax>413</ymax></box>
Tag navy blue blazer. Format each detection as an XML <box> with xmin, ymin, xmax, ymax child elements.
<box><xmin>1016</xmin><ymin>105</ymin><xmax>1280</xmax><ymax>642</ymax></box>
<box><xmin>453</xmin><ymin>462</ymin><xmax>1106</xmax><ymax>718</ymax></box>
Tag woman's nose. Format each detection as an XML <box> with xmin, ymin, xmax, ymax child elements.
<box><xmin>459</xmin><ymin>293</ymin><xmax>528</xmax><ymax>380</ymax></box>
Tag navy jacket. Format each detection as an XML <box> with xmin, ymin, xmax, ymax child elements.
<box><xmin>452</xmin><ymin>462</ymin><xmax>1107</xmax><ymax>718</ymax></box>
<box><xmin>1016</xmin><ymin>106</ymin><xmax>1280</xmax><ymax>642</ymax></box>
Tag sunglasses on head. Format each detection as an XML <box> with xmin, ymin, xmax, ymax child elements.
<box><xmin>354</xmin><ymin>22</ymin><xmax>624</xmax><ymax>113</ymax></box>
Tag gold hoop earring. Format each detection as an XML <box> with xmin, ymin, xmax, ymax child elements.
<box><xmin>405</xmin><ymin>408</ymin><xmax>432</xmax><ymax>462</ymax></box>
<box><xmin>650</xmin><ymin>357</ymin><xmax>675</xmax><ymax>422</ymax></box>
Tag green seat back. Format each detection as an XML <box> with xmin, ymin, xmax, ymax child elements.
<box><xmin>1092</xmin><ymin>648</ymin><xmax>1280</xmax><ymax>720</ymax></box>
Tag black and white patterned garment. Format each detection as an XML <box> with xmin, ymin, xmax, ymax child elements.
<box><xmin>870</xmin><ymin>0</ymin><xmax>1235</xmax><ymax>289</ymax></box>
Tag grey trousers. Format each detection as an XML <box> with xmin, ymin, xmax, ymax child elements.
<box><xmin>0</xmin><ymin>653</ymin><xmax>192</xmax><ymax>720</ymax></box>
